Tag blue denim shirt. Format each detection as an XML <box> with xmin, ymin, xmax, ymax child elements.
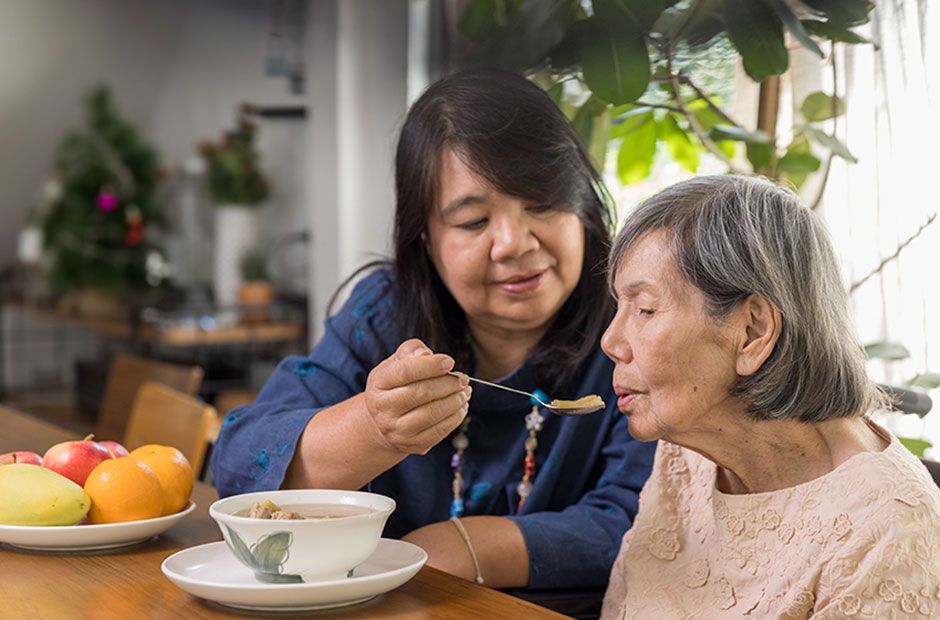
<box><xmin>211</xmin><ymin>269</ymin><xmax>655</xmax><ymax>589</ymax></box>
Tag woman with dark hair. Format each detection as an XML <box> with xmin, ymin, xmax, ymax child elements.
<box><xmin>600</xmin><ymin>175</ymin><xmax>940</xmax><ymax>618</ymax></box>
<box><xmin>211</xmin><ymin>69</ymin><xmax>655</xmax><ymax>590</ymax></box>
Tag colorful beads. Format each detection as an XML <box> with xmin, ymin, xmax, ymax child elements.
<box><xmin>517</xmin><ymin>479</ymin><xmax>533</xmax><ymax>498</ymax></box>
<box><xmin>450</xmin><ymin>497</ymin><xmax>464</xmax><ymax>518</ymax></box>
<box><xmin>525</xmin><ymin>436</ymin><xmax>538</xmax><ymax>451</ymax></box>
<box><xmin>452</xmin><ymin>432</ymin><xmax>469</xmax><ymax>450</ymax></box>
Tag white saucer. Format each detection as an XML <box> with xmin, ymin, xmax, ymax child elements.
<box><xmin>161</xmin><ymin>538</ymin><xmax>428</xmax><ymax>612</ymax></box>
<box><xmin>0</xmin><ymin>502</ymin><xmax>196</xmax><ymax>551</ymax></box>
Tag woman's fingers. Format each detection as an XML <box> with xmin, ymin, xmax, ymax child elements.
<box><xmin>364</xmin><ymin>338</ymin><xmax>472</xmax><ymax>454</ymax></box>
<box><xmin>387</xmin><ymin>387</ymin><xmax>472</xmax><ymax>454</ymax></box>
<box><xmin>371</xmin><ymin>339</ymin><xmax>456</xmax><ymax>391</ymax></box>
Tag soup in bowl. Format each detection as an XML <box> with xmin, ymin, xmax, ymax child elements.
<box><xmin>209</xmin><ymin>489</ymin><xmax>396</xmax><ymax>583</ymax></box>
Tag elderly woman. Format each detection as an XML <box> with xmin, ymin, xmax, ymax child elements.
<box><xmin>600</xmin><ymin>175</ymin><xmax>940</xmax><ymax>618</ymax></box>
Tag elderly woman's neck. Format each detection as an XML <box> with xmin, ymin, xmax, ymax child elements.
<box><xmin>697</xmin><ymin>415</ymin><xmax>889</xmax><ymax>495</ymax></box>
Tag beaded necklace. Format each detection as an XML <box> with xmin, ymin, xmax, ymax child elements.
<box><xmin>449</xmin><ymin>389</ymin><xmax>548</xmax><ymax>517</ymax></box>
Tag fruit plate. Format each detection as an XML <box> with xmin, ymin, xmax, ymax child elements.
<box><xmin>162</xmin><ymin>538</ymin><xmax>427</xmax><ymax>611</ymax></box>
<box><xmin>0</xmin><ymin>501</ymin><xmax>196</xmax><ymax>551</ymax></box>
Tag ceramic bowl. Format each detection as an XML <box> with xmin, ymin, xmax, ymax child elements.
<box><xmin>209</xmin><ymin>489</ymin><xmax>395</xmax><ymax>583</ymax></box>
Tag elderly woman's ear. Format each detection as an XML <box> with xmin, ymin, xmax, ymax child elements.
<box><xmin>733</xmin><ymin>294</ymin><xmax>781</xmax><ymax>377</ymax></box>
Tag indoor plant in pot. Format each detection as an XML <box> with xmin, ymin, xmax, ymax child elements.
<box><xmin>198</xmin><ymin>110</ymin><xmax>269</xmax><ymax>311</ymax></box>
<box><xmin>238</xmin><ymin>247</ymin><xmax>274</xmax><ymax>323</ymax></box>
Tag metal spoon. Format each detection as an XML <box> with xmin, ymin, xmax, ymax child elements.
<box><xmin>448</xmin><ymin>371</ymin><xmax>605</xmax><ymax>416</ymax></box>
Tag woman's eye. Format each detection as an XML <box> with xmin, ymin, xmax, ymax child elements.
<box><xmin>527</xmin><ymin>204</ymin><xmax>555</xmax><ymax>215</ymax></box>
<box><xmin>638</xmin><ymin>308</ymin><xmax>655</xmax><ymax>317</ymax></box>
<box><xmin>458</xmin><ymin>218</ymin><xmax>487</xmax><ymax>231</ymax></box>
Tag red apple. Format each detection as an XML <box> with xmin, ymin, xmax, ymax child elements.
<box><xmin>42</xmin><ymin>436</ymin><xmax>114</xmax><ymax>486</ymax></box>
<box><xmin>98</xmin><ymin>440</ymin><xmax>129</xmax><ymax>458</ymax></box>
<box><xmin>0</xmin><ymin>451</ymin><xmax>43</xmax><ymax>465</ymax></box>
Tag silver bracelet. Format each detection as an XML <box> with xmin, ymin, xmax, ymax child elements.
<box><xmin>450</xmin><ymin>516</ymin><xmax>484</xmax><ymax>584</ymax></box>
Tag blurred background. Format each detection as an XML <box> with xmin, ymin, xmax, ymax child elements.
<box><xmin>1</xmin><ymin>0</ymin><xmax>938</xmax><ymax>454</ymax></box>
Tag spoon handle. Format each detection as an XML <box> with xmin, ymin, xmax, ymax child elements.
<box><xmin>447</xmin><ymin>371</ymin><xmax>543</xmax><ymax>403</ymax></box>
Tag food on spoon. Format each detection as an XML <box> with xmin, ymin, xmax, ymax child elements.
<box><xmin>0</xmin><ymin>463</ymin><xmax>91</xmax><ymax>526</ymax></box>
<box><xmin>549</xmin><ymin>394</ymin><xmax>605</xmax><ymax>409</ymax></box>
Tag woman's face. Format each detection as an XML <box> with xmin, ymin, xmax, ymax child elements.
<box><xmin>601</xmin><ymin>230</ymin><xmax>741</xmax><ymax>444</ymax></box>
<box><xmin>425</xmin><ymin>148</ymin><xmax>585</xmax><ymax>337</ymax></box>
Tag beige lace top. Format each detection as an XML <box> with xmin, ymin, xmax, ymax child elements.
<box><xmin>602</xmin><ymin>423</ymin><xmax>940</xmax><ymax>619</ymax></box>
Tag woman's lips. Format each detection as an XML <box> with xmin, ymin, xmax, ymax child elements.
<box><xmin>617</xmin><ymin>393</ymin><xmax>640</xmax><ymax>412</ymax></box>
<box><xmin>497</xmin><ymin>271</ymin><xmax>545</xmax><ymax>294</ymax></box>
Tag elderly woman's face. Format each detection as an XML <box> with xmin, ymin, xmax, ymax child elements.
<box><xmin>601</xmin><ymin>230</ymin><xmax>741</xmax><ymax>443</ymax></box>
<box><xmin>425</xmin><ymin>148</ymin><xmax>584</xmax><ymax>336</ymax></box>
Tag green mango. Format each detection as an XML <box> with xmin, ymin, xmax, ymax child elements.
<box><xmin>0</xmin><ymin>463</ymin><xmax>91</xmax><ymax>526</ymax></box>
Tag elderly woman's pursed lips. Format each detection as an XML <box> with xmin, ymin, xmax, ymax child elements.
<box><xmin>612</xmin><ymin>382</ymin><xmax>647</xmax><ymax>413</ymax></box>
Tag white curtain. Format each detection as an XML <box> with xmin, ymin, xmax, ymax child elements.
<box><xmin>820</xmin><ymin>0</ymin><xmax>940</xmax><ymax>450</ymax></box>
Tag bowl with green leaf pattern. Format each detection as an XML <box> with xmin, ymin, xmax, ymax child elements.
<box><xmin>209</xmin><ymin>489</ymin><xmax>396</xmax><ymax>583</ymax></box>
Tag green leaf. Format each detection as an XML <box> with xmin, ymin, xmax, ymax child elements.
<box><xmin>898</xmin><ymin>437</ymin><xmax>933</xmax><ymax>458</ymax></box>
<box><xmin>592</xmin><ymin>0</ymin><xmax>665</xmax><ymax>32</ymax></box>
<box><xmin>908</xmin><ymin>373</ymin><xmax>940</xmax><ymax>390</ymax></box>
<box><xmin>225</xmin><ymin>526</ymin><xmax>258</xmax><ymax>570</ymax></box>
<box><xmin>765</xmin><ymin>0</ymin><xmax>823</xmax><ymax>58</ymax></box>
<box><xmin>746</xmin><ymin>142</ymin><xmax>774</xmax><ymax>171</ymax></box>
<box><xmin>801</xmin><ymin>91</ymin><xmax>845</xmax><ymax>122</ymax></box>
<box><xmin>722</xmin><ymin>0</ymin><xmax>789</xmax><ymax>82</ymax></box>
<box><xmin>254</xmin><ymin>572</ymin><xmax>305</xmax><ymax>584</ymax></box>
<box><xmin>709</xmin><ymin>124</ymin><xmax>772</xmax><ymax>144</ymax></box>
<box><xmin>581</xmin><ymin>17</ymin><xmax>651</xmax><ymax>105</ymax></box>
<box><xmin>690</xmin><ymin>104</ymin><xmax>725</xmax><ymax>132</ymax></box>
<box><xmin>802</xmin><ymin>20</ymin><xmax>873</xmax><ymax>45</ymax></box>
<box><xmin>803</xmin><ymin>126</ymin><xmax>858</xmax><ymax>162</ymax></box>
<box><xmin>610</xmin><ymin>106</ymin><xmax>654</xmax><ymax>138</ymax></box>
<box><xmin>718</xmin><ymin>140</ymin><xmax>736</xmax><ymax>159</ymax></box>
<box><xmin>864</xmin><ymin>341</ymin><xmax>911</xmax><ymax>361</ymax></box>
<box><xmin>777</xmin><ymin>149</ymin><xmax>821</xmax><ymax>174</ymax></box>
<box><xmin>459</xmin><ymin>0</ymin><xmax>578</xmax><ymax>71</ymax></box>
<box><xmin>546</xmin><ymin>80</ymin><xmax>565</xmax><ymax>106</ymax></box>
<box><xmin>571</xmin><ymin>95</ymin><xmax>612</xmax><ymax>170</ymax></box>
<box><xmin>251</xmin><ymin>531</ymin><xmax>294</xmax><ymax>574</ymax></box>
<box><xmin>801</xmin><ymin>0</ymin><xmax>873</xmax><ymax>28</ymax></box>
<box><xmin>658</xmin><ymin>114</ymin><xmax>700</xmax><ymax>173</ymax></box>
<box><xmin>616</xmin><ymin>114</ymin><xmax>657</xmax><ymax>185</ymax></box>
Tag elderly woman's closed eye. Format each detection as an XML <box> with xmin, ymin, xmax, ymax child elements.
<box><xmin>600</xmin><ymin>175</ymin><xmax>940</xmax><ymax>620</ymax></box>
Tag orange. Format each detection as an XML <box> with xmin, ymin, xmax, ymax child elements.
<box><xmin>128</xmin><ymin>444</ymin><xmax>193</xmax><ymax>516</ymax></box>
<box><xmin>83</xmin><ymin>457</ymin><xmax>163</xmax><ymax>524</ymax></box>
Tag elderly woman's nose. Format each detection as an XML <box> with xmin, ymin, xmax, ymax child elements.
<box><xmin>601</xmin><ymin>312</ymin><xmax>631</xmax><ymax>362</ymax></box>
<box><xmin>490</xmin><ymin>212</ymin><xmax>538</xmax><ymax>260</ymax></box>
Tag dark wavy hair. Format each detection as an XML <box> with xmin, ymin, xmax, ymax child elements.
<box><xmin>391</xmin><ymin>68</ymin><xmax>615</xmax><ymax>392</ymax></box>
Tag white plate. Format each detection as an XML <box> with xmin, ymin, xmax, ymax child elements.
<box><xmin>161</xmin><ymin>538</ymin><xmax>428</xmax><ymax>612</ymax></box>
<box><xmin>0</xmin><ymin>501</ymin><xmax>196</xmax><ymax>551</ymax></box>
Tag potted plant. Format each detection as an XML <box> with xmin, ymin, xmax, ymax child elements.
<box><xmin>237</xmin><ymin>247</ymin><xmax>274</xmax><ymax>323</ymax></box>
<box><xmin>198</xmin><ymin>108</ymin><xmax>270</xmax><ymax>310</ymax></box>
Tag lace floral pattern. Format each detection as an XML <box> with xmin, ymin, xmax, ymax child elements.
<box><xmin>601</xmin><ymin>425</ymin><xmax>940</xmax><ymax>619</ymax></box>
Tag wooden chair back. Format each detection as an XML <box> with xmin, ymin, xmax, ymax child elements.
<box><xmin>123</xmin><ymin>381</ymin><xmax>218</xmax><ymax>476</ymax></box>
<box><xmin>95</xmin><ymin>354</ymin><xmax>203</xmax><ymax>443</ymax></box>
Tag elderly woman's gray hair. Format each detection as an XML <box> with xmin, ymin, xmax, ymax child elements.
<box><xmin>609</xmin><ymin>175</ymin><xmax>887</xmax><ymax>422</ymax></box>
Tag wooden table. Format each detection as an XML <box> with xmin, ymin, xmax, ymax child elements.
<box><xmin>0</xmin><ymin>406</ymin><xmax>568</xmax><ymax>619</ymax></box>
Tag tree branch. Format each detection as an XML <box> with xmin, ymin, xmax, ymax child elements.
<box><xmin>849</xmin><ymin>213</ymin><xmax>938</xmax><ymax>293</ymax></box>
<box><xmin>665</xmin><ymin>48</ymin><xmax>748</xmax><ymax>174</ymax></box>
<box><xmin>679</xmin><ymin>76</ymin><xmax>739</xmax><ymax>126</ymax></box>
<box><xmin>632</xmin><ymin>101</ymin><xmax>684</xmax><ymax>114</ymax></box>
